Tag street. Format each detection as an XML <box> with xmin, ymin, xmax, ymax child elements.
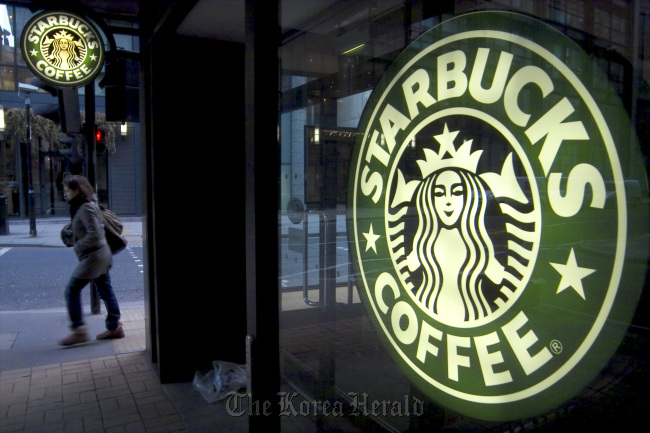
<box><xmin>0</xmin><ymin>246</ymin><xmax>145</xmax><ymax>311</ymax></box>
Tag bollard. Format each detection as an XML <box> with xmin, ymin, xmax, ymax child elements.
<box><xmin>0</xmin><ymin>196</ymin><xmax>8</xmax><ymax>235</ymax></box>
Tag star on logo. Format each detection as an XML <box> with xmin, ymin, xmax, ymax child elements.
<box><xmin>30</xmin><ymin>48</ymin><xmax>38</xmax><ymax>56</ymax></box>
<box><xmin>433</xmin><ymin>123</ymin><xmax>460</xmax><ymax>158</ymax></box>
<box><xmin>90</xmin><ymin>53</ymin><xmax>97</xmax><ymax>61</ymax></box>
<box><xmin>363</xmin><ymin>224</ymin><xmax>380</xmax><ymax>254</ymax></box>
<box><xmin>550</xmin><ymin>248</ymin><xmax>595</xmax><ymax>300</ymax></box>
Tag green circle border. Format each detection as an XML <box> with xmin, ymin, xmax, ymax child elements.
<box><xmin>347</xmin><ymin>11</ymin><xmax>648</xmax><ymax>421</ymax></box>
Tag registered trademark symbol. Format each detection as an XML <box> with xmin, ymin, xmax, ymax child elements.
<box><xmin>550</xmin><ymin>340</ymin><xmax>563</xmax><ymax>354</ymax></box>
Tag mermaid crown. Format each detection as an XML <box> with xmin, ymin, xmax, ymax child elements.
<box><xmin>416</xmin><ymin>123</ymin><xmax>482</xmax><ymax>178</ymax></box>
<box><xmin>53</xmin><ymin>30</ymin><xmax>75</xmax><ymax>41</ymax></box>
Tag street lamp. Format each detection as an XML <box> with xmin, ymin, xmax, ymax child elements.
<box><xmin>18</xmin><ymin>82</ymin><xmax>39</xmax><ymax>237</ymax></box>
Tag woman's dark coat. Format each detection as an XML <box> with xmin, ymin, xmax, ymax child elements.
<box><xmin>70</xmin><ymin>196</ymin><xmax>112</xmax><ymax>279</ymax></box>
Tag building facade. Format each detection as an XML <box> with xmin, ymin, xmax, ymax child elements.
<box><xmin>2</xmin><ymin>1</ymin><xmax>649</xmax><ymax>432</ymax></box>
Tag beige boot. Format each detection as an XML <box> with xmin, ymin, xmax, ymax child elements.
<box><xmin>96</xmin><ymin>322</ymin><xmax>125</xmax><ymax>340</ymax></box>
<box><xmin>59</xmin><ymin>326</ymin><xmax>89</xmax><ymax>346</ymax></box>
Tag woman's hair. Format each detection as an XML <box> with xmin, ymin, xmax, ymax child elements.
<box><xmin>63</xmin><ymin>175</ymin><xmax>94</xmax><ymax>202</ymax></box>
<box><xmin>411</xmin><ymin>168</ymin><xmax>492</xmax><ymax>321</ymax></box>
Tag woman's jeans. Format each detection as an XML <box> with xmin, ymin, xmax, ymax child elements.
<box><xmin>65</xmin><ymin>271</ymin><xmax>121</xmax><ymax>330</ymax></box>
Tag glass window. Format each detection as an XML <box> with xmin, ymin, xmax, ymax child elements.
<box><xmin>114</xmin><ymin>33</ymin><xmax>135</xmax><ymax>52</ymax></box>
<box><xmin>0</xmin><ymin>4</ymin><xmax>15</xmax><ymax>91</ymax></box>
<box><xmin>13</xmin><ymin>6</ymin><xmax>31</xmax><ymax>67</ymax></box>
<box><xmin>0</xmin><ymin>5</ymin><xmax>15</xmax><ymax>54</ymax></box>
<box><xmin>277</xmin><ymin>1</ymin><xmax>648</xmax><ymax>431</ymax></box>
<box><xmin>0</xmin><ymin>65</ymin><xmax>13</xmax><ymax>90</ymax></box>
<box><xmin>15</xmin><ymin>66</ymin><xmax>33</xmax><ymax>86</ymax></box>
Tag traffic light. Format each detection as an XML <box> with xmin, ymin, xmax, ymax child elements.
<box><xmin>95</xmin><ymin>126</ymin><xmax>106</xmax><ymax>155</ymax></box>
<box><xmin>58</xmin><ymin>136</ymin><xmax>75</xmax><ymax>157</ymax></box>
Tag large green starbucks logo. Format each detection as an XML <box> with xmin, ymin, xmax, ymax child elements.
<box><xmin>347</xmin><ymin>12</ymin><xmax>648</xmax><ymax>420</ymax></box>
<box><xmin>21</xmin><ymin>10</ymin><xmax>104</xmax><ymax>87</ymax></box>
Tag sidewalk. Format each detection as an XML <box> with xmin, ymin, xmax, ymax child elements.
<box><xmin>0</xmin><ymin>217</ymin><xmax>146</xmax><ymax>373</ymax></box>
<box><xmin>0</xmin><ymin>218</ymin><xmax>247</xmax><ymax>432</ymax></box>
<box><xmin>0</xmin><ymin>217</ymin><xmax>143</xmax><ymax>248</ymax></box>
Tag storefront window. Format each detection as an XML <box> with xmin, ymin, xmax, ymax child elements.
<box><xmin>0</xmin><ymin>4</ymin><xmax>15</xmax><ymax>91</ymax></box>
<box><xmin>278</xmin><ymin>1</ymin><xmax>649</xmax><ymax>431</ymax></box>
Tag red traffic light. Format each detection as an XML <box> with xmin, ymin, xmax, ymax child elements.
<box><xmin>95</xmin><ymin>127</ymin><xmax>105</xmax><ymax>143</ymax></box>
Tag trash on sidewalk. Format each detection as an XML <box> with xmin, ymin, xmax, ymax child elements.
<box><xmin>192</xmin><ymin>360</ymin><xmax>249</xmax><ymax>403</ymax></box>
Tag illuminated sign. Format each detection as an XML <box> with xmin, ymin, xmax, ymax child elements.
<box><xmin>20</xmin><ymin>10</ymin><xmax>104</xmax><ymax>87</ymax></box>
<box><xmin>347</xmin><ymin>11</ymin><xmax>648</xmax><ymax>420</ymax></box>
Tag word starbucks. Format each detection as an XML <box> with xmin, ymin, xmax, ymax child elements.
<box><xmin>225</xmin><ymin>392</ymin><xmax>424</xmax><ymax>417</ymax></box>
<box><xmin>360</xmin><ymin>46</ymin><xmax>604</xmax><ymax>216</ymax></box>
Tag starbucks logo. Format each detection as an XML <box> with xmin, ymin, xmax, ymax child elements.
<box><xmin>41</xmin><ymin>29</ymin><xmax>85</xmax><ymax>70</ymax></box>
<box><xmin>391</xmin><ymin>118</ymin><xmax>538</xmax><ymax>329</ymax></box>
<box><xmin>21</xmin><ymin>11</ymin><xmax>104</xmax><ymax>87</ymax></box>
<box><xmin>347</xmin><ymin>12</ymin><xmax>648</xmax><ymax>420</ymax></box>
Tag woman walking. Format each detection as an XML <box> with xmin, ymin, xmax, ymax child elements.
<box><xmin>59</xmin><ymin>175</ymin><xmax>125</xmax><ymax>346</ymax></box>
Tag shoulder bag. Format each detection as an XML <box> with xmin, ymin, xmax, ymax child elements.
<box><xmin>99</xmin><ymin>205</ymin><xmax>128</xmax><ymax>255</ymax></box>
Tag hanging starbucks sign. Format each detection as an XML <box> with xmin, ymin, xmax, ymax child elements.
<box><xmin>21</xmin><ymin>10</ymin><xmax>105</xmax><ymax>87</ymax></box>
<box><xmin>347</xmin><ymin>11</ymin><xmax>648</xmax><ymax>420</ymax></box>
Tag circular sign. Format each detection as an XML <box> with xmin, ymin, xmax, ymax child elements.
<box><xmin>21</xmin><ymin>10</ymin><xmax>105</xmax><ymax>87</ymax></box>
<box><xmin>347</xmin><ymin>11</ymin><xmax>648</xmax><ymax>421</ymax></box>
<box><xmin>287</xmin><ymin>197</ymin><xmax>305</xmax><ymax>224</ymax></box>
